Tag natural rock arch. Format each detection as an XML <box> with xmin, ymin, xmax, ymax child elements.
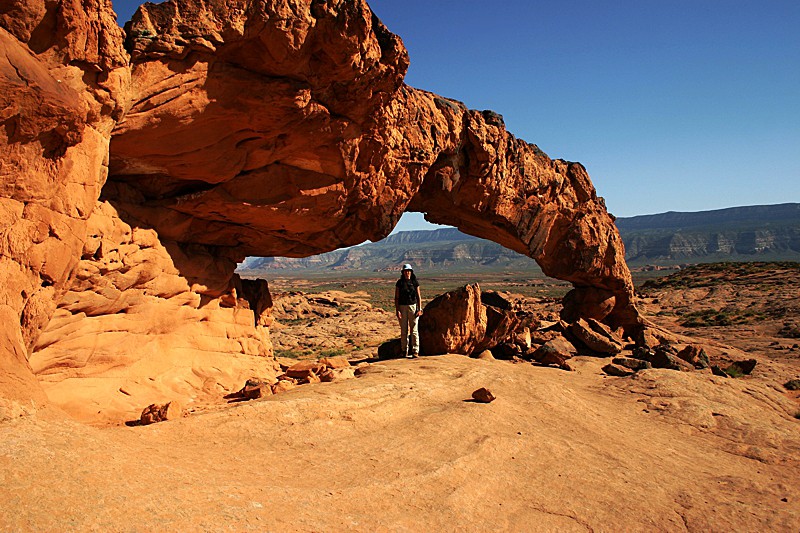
<box><xmin>1</xmin><ymin>0</ymin><xmax>638</xmax><ymax>411</ymax></box>
<box><xmin>108</xmin><ymin>0</ymin><xmax>637</xmax><ymax>324</ymax></box>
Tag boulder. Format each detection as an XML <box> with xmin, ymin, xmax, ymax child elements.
<box><xmin>651</xmin><ymin>352</ymin><xmax>695</xmax><ymax>372</ymax></box>
<box><xmin>783</xmin><ymin>379</ymin><xmax>800</xmax><ymax>391</ymax></box>
<box><xmin>611</xmin><ymin>357</ymin><xmax>653</xmax><ymax>372</ymax></box>
<box><xmin>676</xmin><ymin>345</ymin><xmax>710</xmax><ymax>369</ymax></box>
<box><xmin>301</xmin><ymin>373</ymin><xmax>321</xmax><ymax>385</ymax></box>
<box><xmin>569</xmin><ymin>318</ymin><xmax>623</xmax><ymax>355</ymax></box>
<box><xmin>711</xmin><ymin>365</ymin><xmax>730</xmax><ymax>378</ymax></box>
<box><xmin>236</xmin><ymin>378</ymin><xmax>274</xmax><ymax>400</ymax></box>
<box><xmin>492</xmin><ymin>342</ymin><xmax>523</xmax><ymax>360</ymax></box>
<box><xmin>631</xmin><ymin>346</ymin><xmax>655</xmax><ymax>362</ymax></box>
<box><xmin>419</xmin><ymin>284</ymin><xmax>487</xmax><ymax>356</ymax></box>
<box><xmin>602</xmin><ymin>364</ymin><xmax>635</xmax><ymax>377</ymax></box>
<box><xmin>531</xmin><ymin>328</ymin><xmax>563</xmax><ymax>345</ymax></box>
<box><xmin>513</xmin><ymin>328</ymin><xmax>532</xmax><ymax>351</ymax></box>
<box><xmin>140</xmin><ymin>401</ymin><xmax>183</xmax><ymax>425</ymax></box>
<box><xmin>471</xmin><ymin>388</ymin><xmax>496</xmax><ymax>403</ymax></box>
<box><xmin>632</xmin><ymin>327</ymin><xmax>662</xmax><ymax>349</ymax></box>
<box><xmin>353</xmin><ymin>363</ymin><xmax>371</xmax><ymax>376</ymax></box>
<box><xmin>631</xmin><ymin>344</ymin><xmax>693</xmax><ymax>371</ymax></box>
<box><xmin>483</xmin><ymin>305</ymin><xmax>520</xmax><ymax>351</ymax></box>
<box><xmin>377</xmin><ymin>339</ymin><xmax>402</xmax><ymax>360</ymax></box>
<box><xmin>537</xmin><ymin>351</ymin><xmax>573</xmax><ymax>370</ymax></box>
<box><xmin>531</xmin><ymin>337</ymin><xmax>578</xmax><ymax>363</ymax></box>
<box><xmin>286</xmin><ymin>361</ymin><xmax>326</xmax><ymax>379</ymax></box>
<box><xmin>724</xmin><ymin>359</ymin><xmax>757</xmax><ymax>377</ymax></box>
<box><xmin>240</xmin><ymin>384</ymin><xmax>271</xmax><ymax>400</ymax></box>
<box><xmin>272</xmin><ymin>381</ymin><xmax>297</xmax><ymax>394</ymax></box>
<box><xmin>319</xmin><ymin>356</ymin><xmax>351</xmax><ymax>369</ymax></box>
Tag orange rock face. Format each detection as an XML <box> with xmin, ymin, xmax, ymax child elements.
<box><xmin>1</xmin><ymin>0</ymin><xmax>638</xmax><ymax>410</ymax></box>
<box><xmin>0</xmin><ymin>0</ymin><xmax>128</xmax><ymax>406</ymax></box>
<box><xmin>108</xmin><ymin>0</ymin><xmax>635</xmax><ymax>323</ymax></box>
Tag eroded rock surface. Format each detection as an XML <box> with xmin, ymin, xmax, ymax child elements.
<box><xmin>29</xmin><ymin>201</ymin><xmax>278</xmax><ymax>423</ymax></box>
<box><xmin>109</xmin><ymin>0</ymin><xmax>635</xmax><ymax>326</ymax></box>
<box><xmin>0</xmin><ymin>0</ymin><xmax>128</xmax><ymax>405</ymax></box>
<box><xmin>2</xmin><ymin>0</ymin><xmax>637</xmax><ymax>411</ymax></box>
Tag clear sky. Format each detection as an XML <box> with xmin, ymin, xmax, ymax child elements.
<box><xmin>113</xmin><ymin>0</ymin><xmax>799</xmax><ymax>233</ymax></box>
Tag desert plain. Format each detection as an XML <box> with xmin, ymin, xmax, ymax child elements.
<box><xmin>2</xmin><ymin>263</ymin><xmax>799</xmax><ymax>532</ymax></box>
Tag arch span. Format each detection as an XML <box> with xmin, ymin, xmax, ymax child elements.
<box><xmin>106</xmin><ymin>0</ymin><xmax>638</xmax><ymax>328</ymax></box>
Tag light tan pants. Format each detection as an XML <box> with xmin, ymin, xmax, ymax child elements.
<box><xmin>398</xmin><ymin>303</ymin><xmax>419</xmax><ymax>356</ymax></box>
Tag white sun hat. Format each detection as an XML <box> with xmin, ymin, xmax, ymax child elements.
<box><xmin>401</xmin><ymin>263</ymin><xmax>413</xmax><ymax>271</ymax></box>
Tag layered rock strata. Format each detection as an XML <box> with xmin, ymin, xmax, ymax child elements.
<box><xmin>1</xmin><ymin>0</ymin><xmax>638</xmax><ymax>413</ymax></box>
<box><xmin>0</xmin><ymin>0</ymin><xmax>128</xmax><ymax>404</ymax></box>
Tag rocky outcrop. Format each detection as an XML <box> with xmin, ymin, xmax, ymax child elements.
<box><xmin>109</xmin><ymin>0</ymin><xmax>635</xmax><ymax>326</ymax></box>
<box><xmin>419</xmin><ymin>285</ymin><xmax>538</xmax><ymax>357</ymax></box>
<box><xmin>419</xmin><ymin>284</ymin><xmax>489</xmax><ymax>356</ymax></box>
<box><xmin>28</xmin><ymin>201</ymin><xmax>277</xmax><ymax>422</ymax></box>
<box><xmin>0</xmin><ymin>0</ymin><xmax>128</xmax><ymax>405</ymax></box>
<box><xmin>140</xmin><ymin>400</ymin><xmax>183</xmax><ymax>425</ymax></box>
<box><xmin>1</xmin><ymin>0</ymin><xmax>638</xmax><ymax>410</ymax></box>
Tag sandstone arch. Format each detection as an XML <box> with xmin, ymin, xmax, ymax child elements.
<box><xmin>1</xmin><ymin>0</ymin><xmax>637</xmax><ymax>410</ymax></box>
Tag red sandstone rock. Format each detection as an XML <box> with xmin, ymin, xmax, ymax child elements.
<box><xmin>419</xmin><ymin>284</ymin><xmax>522</xmax><ymax>356</ymax></box>
<box><xmin>676</xmin><ymin>345</ymin><xmax>710</xmax><ymax>369</ymax></box>
<box><xmin>419</xmin><ymin>284</ymin><xmax>487</xmax><ymax>356</ymax></box>
<box><xmin>353</xmin><ymin>363</ymin><xmax>371</xmax><ymax>376</ymax></box>
<box><xmin>319</xmin><ymin>357</ymin><xmax>351</xmax><ymax>369</ymax></box>
<box><xmin>286</xmin><ymin>361</ymin><xmax>326</xmax><ymax>379</ymax></box>
<box><xmin>0</xmin><ymin>0</ymin><xmax>129</xmax><ymax>406</ymax></box>
<box><xmin>1</xmin><ymin>0</ymin><xmax>638</xmax><ymax>410</ymax></box>
<box><xmin>237</xmin><ymin>379</ymin><xmax>273</xmax><ymax>400</ymax></box>
<box><xmin>272</xmin><ymin>381</ymin><xmax>296</xmax><ymax>394</ymax></box>
<box><xmin>110</xmin><ymin>0</ymin><xmax>637</xmax><ymax>327</ymax></box>
<box><xmin>140</xmin><ymin>401</ymin><xmax>183</xmax><ymax>425</ymax></box>
<box><xmin>531</xmin><ymin>337</ymin><xmax>578</xmax><ymax>362</ymax></box>
<box><xmin>302</xmin><ymin>373</ymin><xmax>322</xmax><ymax>385</ymax></box>
<box><xmin>471</xmin><ymin>388</ymin><xmax>496</xmax><ymax>403</ymax></box>
<box><xmin>569</xmin><ymin>319</ymin><xmax>623</xmax><ymax>355</ymax></box>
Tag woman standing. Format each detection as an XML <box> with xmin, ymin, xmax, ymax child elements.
<box><xmin>395</xmin><ymin>263</ymin><xmax>422</xmax><ymax>358</ymax></box>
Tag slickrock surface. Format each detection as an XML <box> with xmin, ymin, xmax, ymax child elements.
<box><xmin>1</xmin><ymin>355</ymin><xmax>797</xmax><ymax>531</ymax></box>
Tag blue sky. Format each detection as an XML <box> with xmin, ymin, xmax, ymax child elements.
<box><xmin>113</xmin><ymin>0</ymin><xmax>799</xmax><ymax>232</ymax></box>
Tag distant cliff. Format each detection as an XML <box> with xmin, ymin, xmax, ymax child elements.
<box><xmin>617</xmin><ymin>203</ymin><xmax>800</xmax><ymax>264</ymax></box>
<box><xmin>240</xmin><ymin>228</ymin><xmax>535</xmax><ymax>273</ymax></box>
<box><xmin>239</xmin><ymin>204</ymin><xmax>800</xmax><ymax>273</ymax></box>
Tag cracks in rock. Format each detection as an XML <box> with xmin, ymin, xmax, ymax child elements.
<box><xmin>127</xmin><ymin>72</ymin><xmax>205</xmax><ymax>112</ymax></box>
<box><xmin>674</xmin><ymin>509</ymin><xmax>691</xmax><ymax>532</ymax></box>
<box><xmin>523</xmin><ymin>504</ymin><xmax>595</xmax><ymax>532</ymax></box>
<box><xmin>6</xmin><ymin>55</ymin><xmax>30</xmax><ymax>87</ymax></box>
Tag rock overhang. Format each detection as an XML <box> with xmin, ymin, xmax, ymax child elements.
<box><xmin>1</xmin><ymin>0</ymin><xmax>640</xmax><ymax>409</ymax></box>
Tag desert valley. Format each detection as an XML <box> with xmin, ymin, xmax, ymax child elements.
<box><xmin>1</xmin><ymin>0</ymin><xmax>798</xmax><ymax>531</ymax></box>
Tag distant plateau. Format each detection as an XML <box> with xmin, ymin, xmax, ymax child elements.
<box><xmin>239</xmin><ymin>203</ymin><xmax>800</xmax><ymax>274</ymax></box>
